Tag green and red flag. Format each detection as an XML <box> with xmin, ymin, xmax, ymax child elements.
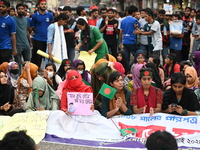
<box><xmin>98</xmin><ymin>83</ymin><xmax>117</xmax><ymax>99</ymax></box>
<box><xmin>119</xmin><ymin>128</ymin><xmax>138</xmax><ymax>136</ymax></box>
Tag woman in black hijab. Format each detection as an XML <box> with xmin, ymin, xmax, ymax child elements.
<box><xmin>57</xmin><ymin>59</ymin><xmax>72</xmax><ymax>80</ymax></box>
<box><xmin>117</xmin><ymin>51</ymin><xmax>129</xmax><ymax>75</ymax></box>
<box><xmin>0</xmin><ymin>70</ymin><xmax>24</xmax><ymax>116</ymax></box>
<box><xmin>146</xmin><ymin>63</ymin><xmax>163</xmax><ymax>90</ymax></box>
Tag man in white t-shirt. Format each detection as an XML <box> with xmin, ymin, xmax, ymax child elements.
<box><xmin>138</xmin><ymin>8</ymin><xmax>162</xmax><ymax>57</ymax></box>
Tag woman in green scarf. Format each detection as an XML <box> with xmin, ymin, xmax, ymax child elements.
<box><xmin>25</xmin><ymin>77</ymin><xmax>60</xmax><ymax>112</ymax></box>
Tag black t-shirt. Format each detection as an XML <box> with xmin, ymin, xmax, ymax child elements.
<box><xmin>100</xmin><ymin>19</ymin><xmax>118</xmax><ymax>45</ymax></box>
<box><xmin>63</xmin><ymin>18</ymin><xmax>78</xmax><ymax>48</ymax></box>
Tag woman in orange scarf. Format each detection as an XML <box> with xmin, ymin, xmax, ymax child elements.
<box><xmin>60</xmin><ymin>70</ymin><xmax>93</xmax><ymax>114</ymax></box>
<box><xmin>17</xmin><ymin>62</ymin><xmax>38</xmax><ymax>109</ymax></box>
<box><xmin>101</xmin><ymin>71</ymin><xmax>132</xmax><ymax>118</ymax></box>
<box><xmin>184</xmin><ymin>67</ymin><xmax>198</xmax><ymax>90</ymax></box>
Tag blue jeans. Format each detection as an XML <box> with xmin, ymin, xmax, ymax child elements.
<box><xmin>15</xmin><ymin>44</ymin><xmax>30</xmax><ymax>73</ymax></box>
<box><xmin>123</xmin><ymin>43</ymin><xmax>138</xmax><ymax>64</ymax></box>
<box><xmin>139</xmin><ymin>43</ymin><xmax>148</xmax><ymax>55</ymax></box>
<box><xmin>67</xmin><ymin>47</ymin><xmax>75</xmax><ymax>62</ymax></box>
<box><xmin>162</xmin><ymin>47</ymin><xmax>169</xmax><ymax>64</ymax></box>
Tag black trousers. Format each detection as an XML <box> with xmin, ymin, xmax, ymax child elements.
<box><xmin>0</xmin><ymin>49</ymin><xmax>12</xmax><ymax>64</ymax></box>
<box><xmin>170</xmin><ymin>49</ymin><xmax>182</xmax><ymax>62</ymax></box>
<box><xmin>31</xmin><ymin>40</ymin><xmax>47</xmax><ymax>68</ymax></box>
<box><xmin>108</xmin><ymin>44</ymin><xmax>118</xmax><ymax>58</ymax></box>
<box><xmin>182</xmin><ymin>45</ymin><xmax>190</xmax><ymax>61</ymax></box>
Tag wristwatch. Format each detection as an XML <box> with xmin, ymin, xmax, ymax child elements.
<box><xmin>12</xmin><ymin>49</ymin><xmax>17</xmax><ymax>52</ymax></box>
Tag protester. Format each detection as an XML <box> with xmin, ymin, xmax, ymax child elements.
<box><xmin>163</xmin><ymin>53</ymin><xmax>180</xmax><ymax>79</ymax></box>
<box><xmin>132</xmin><ymin>64</ymin><xmax>145</xmax><ymax>89</ymax></box>
<box><xmin>101</xmin><ymin>71</ymin><xmax>132</xmax><ymax>118</ymax></box>
<box><xmin>31</xmin><ymin>0</ymin><xmax>54</xmax><ymax>68</ymax></box>
<box><xmin>146</xmin><ymin>63</ymin><xmax>163</xmax><ymax>89</ymax></box>
<box><xmin>57</xmin><ymin>59</ymin><xmax>72</xmax><ymax>80</ymax></box>
<box><xmin>88</xmin><ymin>9</ymin><xmax>98</xmax><ymax>26</ymax></box>
<box><xmin>184</xmin><ymin>67</ymin><xmax>198</xmax><ymax>90</ymax></box>
<box><xmin>162</xmin><ymin>72</ymin><xmax>200</xmax><ymax>115</ymax></box>
<box><xmin>75</xmin><ymin>18</ymin><xmax>108</xmax><ymax>62</ymax></box>
<box><xmin>180</xmin><ymin>60</ymin><xmax>192</xmax><ymax>73</ymax></box>
<box><xmin>0</xmin><ymin>62</ymin><xmax>8</xmax><ymax>74</ymax></box>
<box><xmin>0</xmin><ymin>131</ymin><xmax>38</xmax><ymax>150</ymax></box>
<box><xmin>100</xmin><ymin>8</ymin><xmax>118</xmax><ymax>58</ymax></box>
<box><xmin>18</xmin><ymin>62</ymin><xmax>38</xmax><ymax>108</ymax></box>
<box><xmin>25</xmin><ymin>77</ymin><xmax>60</xmax><ymax>112</ymax></box>
<box><xmin>43</xmin><ymin>63</ymin><xmax>62</xmax><ymax>90</ymax></box>
<box><xmin>7</xmin><ymin>61</ymin><xmax>19</xmax><ymax>88</ymax></box>
<box><xmin>146</xmin><ymin>131</ymin><xmax>178</xmax><ymax>150</ymax></box>
<box><xmin>0</xmin><ymin>0</ymin><xmax>17</xmax><ymax>64</ymax></box>
<box><xmin>193</xmin><ymin>51</ymin><xmax>200</xmax><ymax>76</ymax></box>
<box><xmin>192</xmin><ymin>14</ymin><xmax>200</xmax><ymax>53</ymax></box>
<box><xmin>96</xmin><ymin>8</ymin><xmax>107</xmax><ymax>29</ymax></box>
<box><xmin>117</xmin><ymin>51</ymin><xmax>129</xmax><ymax>75</ymax></box>
<box><xmin>13</xmin><ymin>3</ymin><xmax>31</xmax><ymax>73</ymax></box>
<box><xmin>72</xmin><ymin>59</ymin><xmax>91</xmax><ymax>84</ymax></box>
<box><xmin>63</xmin><ymin>6</ymin><xmax>78</xmax><ymax>62</ymax></box>
<box><xmin>60</xmin><ymin>70</ymin><xmax>93</xmax><ymax>114</ymax></box>
<box><xmin>131</xmin><ymin>68</ymin><xmax>163</xmax><ymax>114</ymax></box>
<box><xmin>119</xmin><ymin>5</ymin><xmax>139</xmax><ymax>63</ymax></box>
<box><xmin>46</xmin><ymin>13</ymin><xmax>68</xmax><ymax>70</ymax></box>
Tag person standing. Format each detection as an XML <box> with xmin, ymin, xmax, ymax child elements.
<box><xmin>13</xmin><ymin>3</ymin><xmax>31</xmax><ymax>73</ymax></box>
<box><xmin>96</xmin><ymin>8</ymin><xmax>107</xmax><ymax>29</ymax></box>
<box><xmin>119</xmin><ymin>5</ymin><xmax>139</xmax><ymax>63</ymax></box>
<box><xmin>100</xmin><ymin>9</ymin><xmax>118</xmax><ymax>58</ymax></box>
<box><xmin>156</xmin><ymin>9</ymin><xmax>170</xmax><ymax>64</ymax></box>
<box><xmin>140</xmin><ymin>8</ymin><xmax>162</xmax><ymax>57</ymax></box>
<box><xmin>62</xmin><ymin>6</ymin><xmax>78</xmax><ymax>62</ymax></box>
<box><xmin>0</xmin><ymin>0</ymin><xmax>17</xmax><ymax>64</ymax></box>
<box><xmin>88</xmin><ymin>9</ymin><xmax>98</xmax><ymax>26</ymax></box>
<box><xmin>31</xmin><ymin>0</ymin><xmax>54</xmax><ymax>68</ymax></box>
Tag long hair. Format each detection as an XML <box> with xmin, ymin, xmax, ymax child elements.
<box><xmin>52</xmin><ymin>13</ymin><xmax>69</xmax><ymax>23</ymax></box>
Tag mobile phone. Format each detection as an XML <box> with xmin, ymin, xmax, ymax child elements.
<box><xmin>171</xmin><ymin>103</ymin><xmax>178</xmax><ymax>107</ymax></box>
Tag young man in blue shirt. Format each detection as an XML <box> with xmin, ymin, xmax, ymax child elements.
<box><xmin>0</xmin><ymin>0</ymin><xmax>17</xmax><ymax>64</ymax></box>
<box><xmin>119</xmin><ymin>5</ymin><xmax>139</xmax><ymax>64</ymax></box>
<box><xmin>31</xmin><ymin>0</ymin><xmax>54</xmax><ymax>68</ymax></box>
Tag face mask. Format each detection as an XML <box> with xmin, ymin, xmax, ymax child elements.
<box><xmin>78</xmin><ymin>70</ymin><xmax>83</xmax><ymax>74</ymax></box>
<box><xmin>193</xmin><ymin>57</ymin><xmax>198</xmax><ymax>62</ymax></box>
<box><xmin>48</xmin><ymin>72</ymin><xmax>54</xmax><ymax>78</ymax></box>
<box><xmin>10</xmin><ymin>69</ymin><xmax>19</xmax><ymax>75</ymax></box>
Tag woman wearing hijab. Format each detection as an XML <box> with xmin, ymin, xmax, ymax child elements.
<box><xmin>193</xmin><ymin>51</ymin><xmax>200</xmax><ymax>76</ymax></box>
<box><xmin>91</xmin><ymin>62</ymin><xmax>114</xmax><ymax>111</ymax></box>
<box><xmin>7</xmin><ymin>62</ymin><xmax>20</xmax><ymax>88</ymax></box>
<box><xmin>72</xmin><ymin>59</ymin><xmax>91</xmax><ymax>84</ymax></box>
<box><xmin>46</xmin><ymin>13</ymin><xmax>69</xmax><ymax>70</ymax></box>
<box><xmin>0</xmin><ymin>70</ymin><xmax>24</xmax><ymax>116</ymax></box>
<box><xmin>60</xmin><ymin>70</ymin><xmax>93</xmax><ymax>114</ymax></box>
<box><xmin>132</xmin><ymin>64</ymin><xmax>145</xmax><ymax>89</ymax></box>
<box><xmin>92</xmin><ymin>54</ymin><xmax>116</xmax><ymax>69</ymax></box>
<box><xmin>0</xmin><ymin>62</ymin><xmax>8</xmax><ymax>74</ymax></box>
<box><xmin>131</xmin><ymin>68</ymin><xmax>163</xmax><ymax>114</ymax></box>
<box><xmin>75</xmin><ymin>18</ymin><xmax>108</xmax><ymax>62</ymax></box>
<box><xmin>117</xmin><ymin>51</ymin><xmax>129</xmax><ymax>75</ymax></box>
<box><xmin>57</xmin><ymin>59</ymin><xmax>72</xmax><ymax>80</ymax></box>
<box><xmin>18</xmin><ymin>62</ymin><xmax>38</xmax><ymax>109</ymax></box>
<box><xmin>101</xmin><ymin>71</ymin><xmax>132</xmax><ymax>118</ymax></box>
<box><xmin>146</xmin><ymin>63</ymin><xmax>163</xmax><ymax>89</ymax></box>
<box><xmin>130</xmin><ymin>50</ymin><xmax>146</xmax><ymax>72</ymax></box>
<box><xmin>184</xmin><ymin>67</ymin><xmax>198</xmax><ymax>90</ymax></box>
<box><xmin>25</xmin><ymin>77</ymin><xmax>60</xmax><ymax>112</ymax></box>
<box><xmin>162</xmin><ymin>73</ymin><xmax>200</xmax><ymax>115</ymax></box>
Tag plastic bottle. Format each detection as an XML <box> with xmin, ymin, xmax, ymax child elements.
<box><xmin>71</xmin><ymin>22</ymin><xmax>76</xmax><ymax>29</ymax></box>
<box><xmin>163</xmin><ymin>26</ymin><xmax>167</xmax><ymax>36</ymax></box>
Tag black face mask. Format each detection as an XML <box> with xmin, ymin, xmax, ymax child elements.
<box><xmin>193</xmin><ymin>57</ymin><xmax>198</xmax><ymax>62</ymax></box>
<box><xmin>10</xmin><ymin>69</ymin><xmax>19</xmax><ymax>75</ymax></box>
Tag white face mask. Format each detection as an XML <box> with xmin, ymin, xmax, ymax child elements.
<box><xmin>78</xmin><ymin>70</ymin><xmax>83</xmax><ymax>74</ymax></box>
<box><xmin>48</xmin><ymin>72</ymin><xmax>54</xmax><ymax>78</ymax></box>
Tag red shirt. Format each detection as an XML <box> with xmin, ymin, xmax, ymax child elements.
<box><xmin>88</xmin><ymin>19</ymin><xmax>98</xmax><ymax>26</ymax></box>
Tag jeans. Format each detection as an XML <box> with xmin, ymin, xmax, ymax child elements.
<box><xmin>67</xmin><ymin>47</ymin><xmax>75</xmax><ymax>62</ymax></box>
<box><xmin>15</xmin><ymin>44</ymin><xmax>30</xmax><ymax>73</ymax></box>
<box><xmin>170</xmin><ymin>49</ymin><xmax>182</xmax><ymax>62</ymax></box>
<box><xmin>108</xmin><ymin>44</ymin><xmax>118</xmax><ymax>58</ymax></box>
<box><xmin>139</xmin><ymin>43</ymin><xmax>148</xmax><ymax>55</ymax></box>
<box><xmin>162</xmin><ymin>47</ymin><xmax>169</xmax><ymax>65</ymax></box>
<box><xmin>0</xmin><ymin>49</ymin><xmax>12</xmax><ymax>64</ymax></box>
<box><xmin>123</xmin><ymin>43</ymin><xmax>138</xmax><ymax>64</ymax></box>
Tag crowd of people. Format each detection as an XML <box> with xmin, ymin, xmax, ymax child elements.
<box><xmin>0</xmin><ymin>0</ymin><xmax>200</xmax><ymax>122</ymax></box>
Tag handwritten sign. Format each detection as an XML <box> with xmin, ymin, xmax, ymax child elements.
<box><xmin>164</xmin><ymin>4</ymin><xmax>173</xmax><ymax>15</ymax></box>
<box><xmin>78</xmin><ymin>51</ymin><xmax>97</xmax><ymax>71</ymax></box>
<box><xmin>67</xmin><ymin>92</ymin><xmax>93</xmax><ymax>115</ymax></box>
<box><xmin>0</xmin><ymin>111</ymin><xmax>50</xmax><ymax>144</ymax></box>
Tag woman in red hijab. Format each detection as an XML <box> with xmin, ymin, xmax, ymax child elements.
<box><xmin>60</xmin><ymin>70</ymin><xmax>93</xmax><ymax>114</ymax></box>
